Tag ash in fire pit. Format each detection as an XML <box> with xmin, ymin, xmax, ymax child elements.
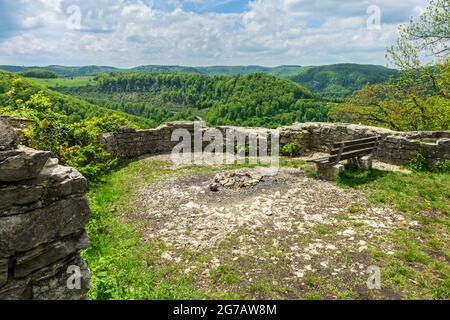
<box><xmin>208</xmin><ymin>170</ymin><xmax>264</xmax><ymax>192</ymax></box>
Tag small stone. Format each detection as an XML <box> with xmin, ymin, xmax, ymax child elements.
<box><xmin>161</xmin><ymin>252</ymin><xmax>173</xmax><ymax>261</ymax></box>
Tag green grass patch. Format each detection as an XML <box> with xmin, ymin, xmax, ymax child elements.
<box><xmin>312</xmin><ymin>224</ymin><xmax>333</xmax><ymax>236</ymax></box>
<box><xmin>82</xmin><ymin>160</ymin><xmax>217</xmax><ymax>300</ymax></box>
<box><xmin>337</xmin><ymin>168</ymin><xmax>450</xmax><ymax>214</ymax></box>
<box><xmin>337</xmin><ymin>166</ymin><xmax>449</xmax><ymax>299</ymax></box>
<box><xmin>28</xmin><ymin>76</ymin><xmax>96</xmax><ymax>88</ymax></box>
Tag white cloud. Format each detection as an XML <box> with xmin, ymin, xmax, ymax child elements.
<box><xmin>0</xmin><ymin>0</ymin><xmax>428</xmax><ymax>67</ymax></box>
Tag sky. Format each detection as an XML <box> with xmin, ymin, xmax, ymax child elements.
<box><xmin>0</xmin><ymin>0</ymin><xmax>429</xmax><ymax>68</ymax></box>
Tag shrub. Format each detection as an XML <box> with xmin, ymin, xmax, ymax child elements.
<box><xmin>281</xmin><ymin>142</ymin><xmax>301</xmax><ymax>157</ymax></box>
<box><xmin>409</xmin><ymin>147</ymin><xmax>429</xmax><ymax>172</ymax></box>
<box><xmin>435</xmin><ymin>160</ymin><xmax>450</xmax><ymax>174</ymax></box>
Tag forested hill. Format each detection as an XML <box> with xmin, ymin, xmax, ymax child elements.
<box><xmin>0</xmin><ymin>71</ymin><xmax>155</xmax><ymax>128</ymax></box>
<box><xmin>0</xmin><ymin>64</ymin><xmax>398</xmax><ymax>98</ymax></box>
<box><xmin>288</xmin><ymin>64</ymin><xmax>399</xmax><ymax>98</ymax></box>
<box><xmin>57</xmin><ymin>72</ymin><xmax>335</xmax><ymax>128</ymax></box>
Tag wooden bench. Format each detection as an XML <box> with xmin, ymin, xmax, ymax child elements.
<box><xmin>308</xmin><ymin>136</ymin><xmax>381</xmax><ymax>180</ymax></box>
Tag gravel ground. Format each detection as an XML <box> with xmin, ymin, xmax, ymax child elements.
<box><xmin>124</xmin><ymin>157</ymin><xmax>411</xmax><ymax>298</ymax></box>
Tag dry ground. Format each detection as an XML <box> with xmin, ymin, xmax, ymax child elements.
<box><xmin>122</xmin><ymin>155</ymin><xmax>416</xmax><ymax>299</ymax></box>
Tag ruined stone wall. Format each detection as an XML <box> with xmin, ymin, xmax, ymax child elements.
<box><xmin>0</xmin><ymin>119</ymin><xmax>90</xmax><ymax>300</ymax></box>
<box><xmin>97</xmin><ymin>121</ymin><xmax>450</xmax><ymax>167</ymax></box>
<box><xmin>97</xmin><ymin>122</ymin><xmax>196</xmax><ymax>158</ymax></box>
<box><xmin>281</xmin><ymin>122</ymin><xmax>450</xmax><ymax>166</ymax></box>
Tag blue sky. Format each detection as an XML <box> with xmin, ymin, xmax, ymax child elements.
<box><xmin>179</xmin><ymin>0</ymin><xmax>250</xmax><ymax>13</ymax></box>
<box><xmin>0</xmin><ymin>0</ymin><xmax>428</xmax><ymax>67</ymax></box>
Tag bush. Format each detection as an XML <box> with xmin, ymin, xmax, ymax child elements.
<box><xmin>0</xmin><ymin>79</ymin><xmax>136</xmax><ymax>182</ymax></box>
<box><xmin>435</xmin><ymin>160</ymin><xmax>450</xmax><ymax>174</ymax></box>
<box><xmin>409</xmin><ymin>148</ymin><xmax>429</xmax><ymax>172</ymax></box>
<box><xmin>66</xmin><ymin>144</ymin><xmax>119</xmax><ymax>181</ymax></box>
<box><xmin>281</xmin><ymin>142</ymin><xmax>301</xmax><ymax>157</ymax></box>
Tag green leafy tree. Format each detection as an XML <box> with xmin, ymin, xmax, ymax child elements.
<box><xmin>332</xmin><ymin>0</ymin><xmax>450</xmax><ymax>131</ymax></box>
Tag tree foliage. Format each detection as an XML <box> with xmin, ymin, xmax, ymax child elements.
<box><xmin>19</xmin><ymin>68</ymin><xmax>58</xmax><ymax>79</ymax></box>
<box><xmin>57</xmin><ymin>72</ymin><xmax>335</xmax><ymax>128</ymax></box>
<box><xmin>0</xmin><ymin>73</ymin><xmax>140</xmax><ymax>181</ymax></box>
<box><xmin>332</xmin><ymin>0</ymin><xmax>450</xmax><ymax>131</ymax></box>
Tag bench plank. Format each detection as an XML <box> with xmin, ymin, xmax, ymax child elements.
<box><xmin>332</xmin><ymin>136</ymin><xmax>380</xmax><ymax>148</ymax></box>
<box><xmin>328</xmin><ymin>148</ymin><xmax>375</xmax><ymax>163</ymax></box>
<box><xmin>330</xmin><ymin>141</ymin><xmax>378</xmax><ymax>156</ymax></box>
<box><xmin>308</xmin><ymin>136</ymin><xmax>381</xmax><ymax>165</ymax></box>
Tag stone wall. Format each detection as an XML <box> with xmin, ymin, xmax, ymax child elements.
<box><xmin>98</xmin><ymin>121</ymin><xmax>450</xmax><ymax>167</ymax></box>
<box><xmin>280</xmin><ymin>122</ymin><xmax>450</xmax><ymax>166</ymax></box>
<box><xmin>0</xmin><ymin>119</ymin><xmax>90</xmax><ymax>300</ymax></box>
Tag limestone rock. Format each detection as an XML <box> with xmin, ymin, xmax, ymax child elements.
<box><xmin>315</xmin><ymin>163</ymin><xmax>344</xmax><ymax>181</ymax></box>
<box><xmin>0</xmin><ymin>258</ymin><xmax>8</xmax><ymax>287</ymax></box>
<box><xmin>0</xmin><ymin>146</ymin><xmax>51</xmax><ymax>182</ymax></box>
<box><xmin>209</xmin><ymin>170</ymin><xmax>264</xmax><ymax>191</ymax></box>
<box><xmin>0</xmin><ymin>118</ymin><xmax>18</xmax><ymax>151</ymax></box>
<box><xmin>32</xmin><ymin>257</ymin><xmax>90</xmax><ymax>300</ymax></box>
<box><xmin>15</xmin><ymin>232</ymin><xmax>89</xmax><ymax>278</ymax></box>
<box><xmin>0</xmin><ymin>196</ymin><xmax>90</xmax><ymax>255</ymax></box>
<box><xmin>0</xmin><ymin>280</ymin><xmax>32</xmax><ymax>300</ymax></box>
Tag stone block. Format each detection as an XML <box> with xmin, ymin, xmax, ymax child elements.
<box><xmin>315</xmin><ymin>163</ymin><xmax>344</xmax><ymax>181</ymax></box>
<box><xmin>0</xmin><ymin>280</ymin><xmax>32</xmax><ymax>300</ymax></box>
<box><xmin>0</xmin><ymin>146</ymin><xmax>51</xmax><ymax>182</ymax></box>
<box><xmin>0</xmin><ymin>196</ymin><xmax>90</xmax><ymax>255</ymax></box>
<box><xmin>0</xmin><ymin>118</ymin><xmax>18</xmax><ymax>151</ymax></box>
<box><xmin>15</xmin><ymin>232</ymin><xmax>89</xmax><ymax>278</ymax></box>
<box><xmin>349</xmin><ymin>155</ymin><xmax>373</xmax><ymax>171</ymax></box>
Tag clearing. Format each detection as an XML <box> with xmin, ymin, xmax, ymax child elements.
<box><xmin>82</xmin><ymin>154</ymin><xmax>450</xmax><ymax>300</ymax></box>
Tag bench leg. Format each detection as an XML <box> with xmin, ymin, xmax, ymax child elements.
<box><xmin>349</xmin><ymin>155</ymin><xmax>373</xmax><ymax>171</ymax></box>
<box><xmin>315</xmin><ymin>162</ymin><xmax>345</xmax><ymax>181</ymax></box>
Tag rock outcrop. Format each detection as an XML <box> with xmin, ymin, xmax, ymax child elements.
<box><xmin>0</xmin><ymin>118</ymin><xmax>90</xmax><ymax>300</ymax></box>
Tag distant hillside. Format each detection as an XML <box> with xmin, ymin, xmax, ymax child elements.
<box><xmin>55</xmin><ymin>72</ymin><xmax>332</xmax><ymax>128</ymax></box>
<box><xmin>0</xmin><ymin>71</ymin><xmax>155</xmax><ymax>128</ymax></box>
<box><xmin>0</xmin><ymin>65</ymin><xmax>119</xmax><ymax>77</ymax></box>
<box><xmin>287</xmin><ymin>64</ymin><xmax>399</xmax><ymax>98</ymax></box>
<box><xmin>0</xmin><ymin>63</ymin><xmax>399</xmax><ymax>98</ymax></box>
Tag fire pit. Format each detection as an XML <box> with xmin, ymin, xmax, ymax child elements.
<box><xmin>208</xmin><ymin>170</ymin><xmax>264</xmax><ymax>191</ymax></box>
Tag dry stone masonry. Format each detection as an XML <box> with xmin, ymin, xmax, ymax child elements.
<box><xmin>98</xmin><ymin>121</ymin><xmax>450</xmax><ymax>167</ymax></box>
<box><xmin>0</xmin><ymin>118</ymin><xmax>90</xmax><ymax>300</ymax></box>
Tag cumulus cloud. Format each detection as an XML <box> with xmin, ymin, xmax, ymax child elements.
<box><xmin>0</xmin><ymin>0</ymin><xmax>428</xmax><ymax>67</ymax></box>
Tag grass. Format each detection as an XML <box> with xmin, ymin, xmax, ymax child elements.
<box><xmin>82</xmin><ymin>160</ymin><xmax>217</xmax><ymax>300</ymax></box>
<box><xmin>337</xmin><ymin>167</ymin><xmax>450</xmax><ymax>214</ymax></box>
<box><xmin>83</xmin><ymin>156</ymin><xmax>449</xmax><ymax>300</ymax></box>
<box><xmin>336</xmin><ymin>166</ymin><xmax>450</xmax><ymax>299</ymax></box>
<box><xmin>28</xmin><ymin>76</ymin><xmax>96</xmax><ymax>88</ymax></box>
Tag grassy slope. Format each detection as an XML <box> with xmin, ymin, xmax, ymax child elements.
<box><xmin>337</xmin><ymin>168</ymin><xmax>449</xmax><ymax>299</ymax></box>
<box><xmin>0</xmin><ymin>71</ymin><xmax>155</xmax><ymax>128</ymax></box>
<box><xmin>84</xmin><ymin>160</ymin><xmax>449</xmax><ymax>300</ymax></box>
<box><xmin>27</xmin><ymin>76</ymin><xmax>96</xmax><ymax>88</ymax></box>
